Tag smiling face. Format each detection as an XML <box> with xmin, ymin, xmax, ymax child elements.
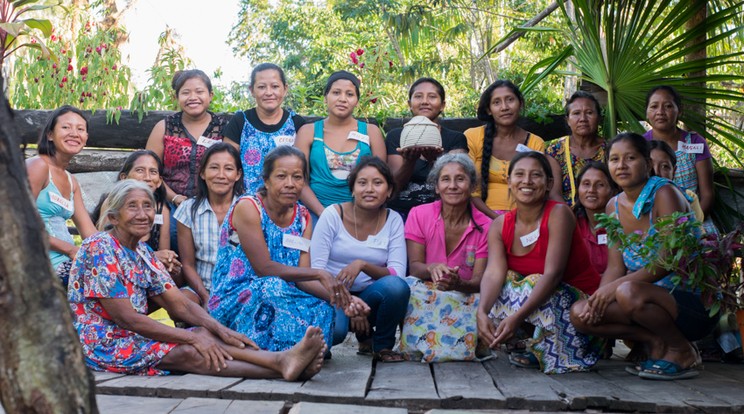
<box><xmin>352</xmin><ymin>166</ymin><xmax>392</xmax><ymax>210</ymax></box>
<box><xmin>201</xmin><ymin>151</ymin><xmax>242</xmax><ymax>197</ymax></box>
<box><xmin>324</xmin><ymin>79</ymin><xmax>359</xmax><ymax>118</ymax></box>
<box><xmin>436</xmin><ymin>163</ymin><xmax>472</xmax><ymax>207</ymax></box>
<box><xmin>47</xmin><ymin>112</ymin><xmax>88</xmax><ymax>156</ymax></box>
<box><xmin>650</xmin><ymin>148</ymin><xmax>675</xmax><ymax>180</ymax></box>
<box><xmin>607</xmin><ymin>139</ymin><xmax>651</xmax><ymax>190</ymax></box>
<box><xmin>121</xmin><ymin>155</ymin><xmax>162</xmax><ymax>192</ymax></box>
<box><xmin>250</xmin><ymin>69</ymin><xmax>287</xmax><ymax>113</ymax></box>
<box><xmin>110</xmin><ymin>189</ymin><xmax>155</xmax><ymax>240</ymax></box>
<box><xmin>567</xmin><ymin>97</ymin><xmax>600</xmax><ymax>138</ymax></box>
<box><xmin>177</xmin><ymin>77</ymin><xmax>213</xmax><ymax>117</ymax></box>
<box><xmin>646</xmin><ymin>89</ymin><xmax>680</xmax><ymax>132</ymax></box>
<box><xmin>409</xmin><ymin>82</ymin><xmax>445</xmax><ymax>121</ymax></box>
<box><xmin>264</xmin><ymin>155</ymin><xmax>306</xmax><ymax>205</ymax></box>
<box><xmin>578</xmin><ymin>168</ymin><xmax>614</xmax><ymax>212</ymax></box>
<box><xmin>508</xmin><ymin>156</ymin><xmax>552</xmax><ymax>204</ymax></box>
<box><xmin>488</xmin><ymin>86</ymin><xmax>522</xmax><ymax>127</ymax></box>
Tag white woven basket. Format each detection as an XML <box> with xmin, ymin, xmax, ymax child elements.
<box><xmin>399</xmin><ymin>116</ymin><xmax>442</xmax><ymax>148</ymax></box>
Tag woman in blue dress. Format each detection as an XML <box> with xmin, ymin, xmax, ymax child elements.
<box><xmin>209</xmin><ymin>146</ymin><xmax>368</xmax><ymax>351</ymax></box>
<box><xmin>223</xmin><ymin>63</ymin><xmax>305</xmax><ymax>195</ymax></box>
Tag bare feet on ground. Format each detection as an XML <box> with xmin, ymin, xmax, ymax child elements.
<box><xmin>299</xmin><ymin>341</ymin><xmax>327</xmax><ymax>381</ymax></box>
<box><xmin>279</xmin><ymin>326</ymin><xmax>325</xmax><ymax>381</ymax></box>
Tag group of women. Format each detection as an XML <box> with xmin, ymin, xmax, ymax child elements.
<box><xmin>27</xmin><ymin>63</ymin><xmax>718</xmax><ymax>381</ymax></box>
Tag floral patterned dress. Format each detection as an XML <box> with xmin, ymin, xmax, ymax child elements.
<box><xmin>208</xmin><ymin>195</ymin><xmax>334</xmax><ymax>351</ymax></box>
<box><xmin>68</xmin><ymin>232</ymin><xmax>178</xmax><ymax>376</ymax></box>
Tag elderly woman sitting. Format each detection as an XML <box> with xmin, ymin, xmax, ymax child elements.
<box><xmin>398</xmin><ymin>153</ymin><xmax>493</xmax><ymax>362</ymax></box>
<box><xmin>68</xmin><ymin>180</ymin><xmax>326</xmax><ymax>380</ymax></box>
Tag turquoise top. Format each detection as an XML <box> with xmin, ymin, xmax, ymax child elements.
<box><xmin>37</xmin><ymin>170</ymin><xmax>75</xmax><ymax>267</ymax></box>
<box><xmin>308</xmin><ymin>120</ymin><xmax>371</xmax><ymax>207</ymax></box>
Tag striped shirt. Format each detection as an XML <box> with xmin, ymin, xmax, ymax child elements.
<box><xmin>174</xmin><ymin>197</ymin><xmax>235</xmax><ymax>291</ymax></box>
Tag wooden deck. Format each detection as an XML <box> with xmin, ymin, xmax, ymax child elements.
<box><xmin>81</xmin><ymin>338</ymin><xmax>744</xmax><ymax>413</ymax></box>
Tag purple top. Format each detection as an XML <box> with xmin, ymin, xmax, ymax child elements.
<box><xmin>643</xmin><ymin>129</ymin><xmax>711</xmax><ymax>162</ymax></box>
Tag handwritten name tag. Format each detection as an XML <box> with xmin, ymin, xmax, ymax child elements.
<box><xmin>365</xmin><ymin>234</ymin><xmax>388</xmax><ymax>250</ymax></box>
<box><xmin>678</xmin><ymin>141</ymin><xmax>704</xmax><ymax>154</ymax></box>
<box><xmin>283</xmin><ymin>234</ymin><xmax>311</xmax><ymax>252</ymax></box>
<box><xmin>520</xmin><ymin>228</ymin><xmax>540</xmax><ymax>247</ymax></box>
<box><xmin>273</xmin><ymin>135</ymin><xmax>295</xmax><ymax>147</ymax></box>
<box><xmin>197</xmin><ymin>135</ymin><xmax>219</xmax><ymax>148</ymax></box>
<box><xmin>597</xmin><ymin>233</ymin><xmax>608</xmax><ymax>245</ymax></box>
<box><xmin>347</xmin><ymin>131</ymin><xmax>370</xmax><ymax>145</ymax></box>
<box><xmin>153</xmin><ymin>214</ymin><xmax>164</xmax><ymax>225</ymax></box>
<box><xmin>515</xmin><ymin>143</ymin><xmax>534</xmax><ymax>153</ymax></box>
<box><xmin>49</xmin><ymin>192</ymin><xmax>73</xmax><ymax>211</ymax></box>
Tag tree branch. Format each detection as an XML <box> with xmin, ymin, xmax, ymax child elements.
<box><xmin>490</xmin><ymin>0</ymin><xmax>563</xmax><ymax>55</ymax></box>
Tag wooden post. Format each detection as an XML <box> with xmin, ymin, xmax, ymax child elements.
<box><xmin>0</xmin><ymin>77</ymin><xmax>97</xmax><ymax>412</ymax></box>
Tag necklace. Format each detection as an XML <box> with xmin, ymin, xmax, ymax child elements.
<box><xmin>352</xmin><ymin>202</ymin><xmax>383</xmax><ymax>240</ymax></box>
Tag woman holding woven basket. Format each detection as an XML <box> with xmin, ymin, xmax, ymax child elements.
<box><xmin>385</xmin><ymin>78</ymin><xmax>468</xmax><ymax>220</ymax></box>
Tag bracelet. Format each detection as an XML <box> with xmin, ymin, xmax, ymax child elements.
<box><xmin>172</xmin><ymin>194</ymin><xmax>184</xmax><ymax>204</ymax></box>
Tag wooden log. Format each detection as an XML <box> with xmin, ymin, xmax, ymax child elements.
<box><xmin>383</xmin><ymin>115</ymin><xmax>570</xmax><ymax>141</ymax></box>
<box><xmin>0</xmin><ymin>79</ymin><xmax>98</xmax><ymax>412</ymax></box>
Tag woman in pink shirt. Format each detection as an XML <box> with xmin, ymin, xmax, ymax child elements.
<box><xmin>399</xmin><ymin>153</ymin><xmax>492</xmax><ymax>362</ymax></box>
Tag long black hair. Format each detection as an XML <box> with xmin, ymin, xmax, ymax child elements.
<box><xmin>476</xmin><ymin>80</ymin><xmax>524</xmax><ymax>202</ymax></box>
<box><xmin>572</xmin><ymin>161</ymin><xmax>618</xmax><ymax>219</ymax></box>
<box><xmin>37</xmin><ymin>105</ymin><xmax>88</xmax><ymax>157</ymax></box>
<box><xmin>191</xmin><ymin>143</ymin><xmax>244</xmax><ymax>222</ymax></box>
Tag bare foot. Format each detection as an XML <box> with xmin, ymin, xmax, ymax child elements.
<box><xmin>279</xmin><ymin>326</ymin><xmax>324</xmax><ymax>381</ymax></box>
<box><xmin>659</xmin><ymin>341</ymin><xmax>701</xmax><ymax>369</ymax></box>
<box><xmin>299</xmin><ymin>341</ymin><xmax>326</xmax><ymax>381</ymax></box>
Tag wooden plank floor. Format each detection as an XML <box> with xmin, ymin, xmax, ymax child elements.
<box><xmin>83</xmin><ymin>336</ymin><xmax>744</xmax><ymax>413</ymax></box>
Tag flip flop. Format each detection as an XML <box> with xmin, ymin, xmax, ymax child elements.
<box><xmin>625</xmin><ymin>359</ymin><xmax>656</xmax><ymax>376</ymax></box>
<box><xmin>508</xmin><ymin>351</ymin><xmax>540</xmax><ymax>369</ymax></box>
<box><xmin>638</xmin><ymin>359</ymin><xmax>700</xmax><ymax>381</ymax></box>
<box><xmin>374</xmin><ymin>349</ymin><xmax>406</xmax><ymax>363</ymax></box>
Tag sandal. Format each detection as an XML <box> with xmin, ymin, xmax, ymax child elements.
<box><xmin>356</xmin><ymin>340</ymin><xmax>373</xmax><ymax>356</ymax></box>
<box><xmin>638</xmin><ymin>359</ymin><xmax>700</xmax><ymax>381</ymax></box>
<box><xmin>504</xmin><ymin>339</ymin><xmax>528</xmax><ymax>354</ymax></box>
<box><xmin>508</xmin><ymin>351</ymin><xmax>540</xmax><ymax>369</ymax></box>
<box><xmin>624</xmin><ymin>359</ymin><xmax>656</xmax><ymax>376</ymax></box>
<box><xmin>374</xmin><ymin>349</ymin><xmax>405</xmax><ymax>363</ymax></box>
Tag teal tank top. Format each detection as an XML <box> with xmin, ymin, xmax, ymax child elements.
<box><xmin>36</xmin><ymin>170</ymin><xmax>76</xmax><ymax>267</ymax></box>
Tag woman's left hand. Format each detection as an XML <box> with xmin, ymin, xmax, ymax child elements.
<box><xmin>436</xmin><ymin>267</ymin><xmax>461</xmax><ymax>291</ymax></box>
<box><xmin>212</xmin><ymin>324</ymin><xmax>260</xmax><ymax>350</ymax></box>
<box><xmin>344</xmin><ymin>296</ymin><xmax>371</xmax><ymax>318</ymax></box>
<box><xmin>586</xmin><ymin>282</ymin><xmax>617</xmax><ymax>324</ymax></box>
<box><xmin>492</xmin><ymin>314</ymin><xmax>520</xmax><ymax>346</ymax></box>
<box><xmin>350</xmin><ymin>316</ymin><xmax>370</xmax><ymax>336</ymax></box>
<box><xmin>337</xmin><ymin>260</ymin><xmax>364</xmax><ymax>289</ymax></box>
<box><xmin>155</xmin><ymin>250</ymin><xmax>181</xmax><ymax>275</ymax></box>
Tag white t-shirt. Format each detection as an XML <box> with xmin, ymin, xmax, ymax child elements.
<box><xmin>310</xmin><ymin>205</ymin><xmax>407</xmax><ymax>292</ymax></box>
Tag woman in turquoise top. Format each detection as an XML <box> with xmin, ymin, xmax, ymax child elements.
<box><xmin>295</xmin><ymin>71</ymin><xmax>386</xmax><ymax>219</ymax></box>
<box><xmin>571</xmin><ymin>133</ymin><xmax>716</xmax><ymax>381</ymax></box>
<box><xmin>26</xmin><ymin>106</ymin><xmax>97</xmax><ymax>288</ymax></box>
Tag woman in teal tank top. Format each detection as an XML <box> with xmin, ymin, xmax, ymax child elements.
<box><xmin>295</xmin><ymin>71</ymin><xmax>387</xmax><ymax>219</ymax></box>
<box><xmin>25</xmin><ymin>106</ymin><xmax>97</xmax><ymax>288</ymax></box>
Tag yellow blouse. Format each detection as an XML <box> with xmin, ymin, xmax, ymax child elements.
<box><xmin>465</xmin><ymin>125</ymin><xmax>546</xmax><ymax>211</ymax></box>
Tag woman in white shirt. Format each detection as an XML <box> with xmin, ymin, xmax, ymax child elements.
<box><xmin>311</xmin><ymin>156</ymin><xmax>409</xmax><ymax>362</ymax></box>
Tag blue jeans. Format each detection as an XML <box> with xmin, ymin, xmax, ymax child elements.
<box><xmin>332</xmin><ymin>275</ymin><xmax>410</xmax><ymax>352</ymax></box>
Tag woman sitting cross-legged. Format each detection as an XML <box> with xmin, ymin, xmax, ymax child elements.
<box><xmin>398</xmin><ymin>153</ymin><xmax>492</xmax><ymax>362</ymax></box>
<box><xmin>476</xmin><ymin>151</ymin><xmax>602</xmax><ymax>374</ymax></box>
<box><xmin>310</xmin><ymin>156</ymin><xmax>409</xmax><ymax>362</ymax></box>
<box><xmin>208</xmin><ymin>146</ymin><xmax>369</xmax><ymax>352</ymax></box>
<box><xmin>570</xmin><ymin>133</ymin><xmax>717</xmax><ymax>380</ymax></box>
<box><xmin>68</xmin><ymin>179</ymin><xmax>326</xmax><ymax>380</ymax></box>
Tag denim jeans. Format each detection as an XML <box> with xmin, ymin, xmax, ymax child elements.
<box><xmin>332</xmin><ymin>275</ymin><xmax>410</xmax><ymax>352</ymax></box>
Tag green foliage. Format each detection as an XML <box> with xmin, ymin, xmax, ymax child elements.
<box><xmin>596</xmin><ymin>211</ymin><xmax>744</xmax><ymax>314</ymax></box>
<box><xmin>0</xmin><ymin>0</ymin><xmax>60</xmax><ymax>70</ymax></box>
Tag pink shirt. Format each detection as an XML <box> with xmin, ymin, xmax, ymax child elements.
<box><xmin>405</xmin><ymin>200</ymin><xmax>492</xmax><ymax>281</ymax></box>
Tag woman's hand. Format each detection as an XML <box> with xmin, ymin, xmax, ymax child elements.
<box><xmin>435</xmin><ymin>266</ymin><xmax>461</xmax><ymax>291</ymax></box>
<box><xmin>66</xmin><ymin>244</ymin><xmax>80</xmax><ymax>260</ymax></box>
<box><xmin>317</xmin><ymin>269</ymin><xmax>351</xmax><ymax>309</ymax></box>
<box><xmin>344</xmin><ymin>296</ymin><xmax>371</xmax><ymax>318</ymax></box>
<box><xmin>427</xmin><ymin>263</ymin><xmax>457</xmax><ymax>284</ymax></box>
<box><xmin>397</xmin><ymin>146</ymin><xmax>425</xmax><ymax>162</ymax></box>
<box><xmin>420</xmin><ymin>146</ymin><xmax>444</xmax><ymax>163</ymax></box>
<box><xmin>211</xmin><ymin>324</ymin><xmax>259</xmax><ymax>350</ymax></box>
<box><xmin>585</xmin><ymin>282</ymin><xmax>618</xmax><ymax>324</ymax></box>
<box><xmin>350</xmin><ymin>316</ymin><xmax>370</xmax><ymax>336</ymax></box>
<box><xmin>337</xmin><ymin>260</ymin><xmax>364</xmax><ymax>289</ymax></box>
<box><xmin>155</xmin><ymin>250</ymin><xmax>181</xmax><ymax>275</ymax></box>
<box><xmin>188</xmin><ymin>329</ymin><xmax>234</xmax><ymax>372</ymax></box>
<box><xmin>492</xmin><ymin>314</ymin><xmax>520</xmax><ymax>346</ymax></box>
<box><xmin>477</xmin><ymin>310</ymin><xmax>498</xmax><ymax>349</ymax></box>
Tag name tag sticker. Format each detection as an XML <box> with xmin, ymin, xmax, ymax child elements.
<box><xmin>283</xmin><ymin>234</ymin><xmax>311</xmax><ymax>252</ymax></box>
<box><xmin>365</xmin><ymin>234</ymin><xmax>388</xmax><ymax>250</ymax></box>
<box><xmin>520</xmin><ymin>228</ymin><xmax>540</xmax><ymax>247</ymax></box>
<box><xmin>49</xmin><ymin>192</ymin><xmax>73</xmax><ymax>211</ymax></box>
<box><xmin>347</xmin><ymin>131</ymin><xmax>370</xmax><ymax>145</ymax></box>
<box><xmin>197</xmin><ymin>135</ymin><xmax>219</xmax><ymax>148</ymax></box>
<box><xmin>515</xmin><ymin>144</ymin><xmax>533</xmax><ymax>153</ymax></box>
<box><xmin>597</xmin><ymin>234</ymin><xmax>608</xmax><ymax>245</ymax></box>
<box><xmin>153</xmin><ymin>214</ymin><xmax>164</xmax><ymax>225</ymax></box>
<box><xmin>272</xmin><ymin>135</ymin><xmax>295</xmax><ymax>147</ymax></box>
<box><xmin>678</xmin><ymin>141</ymin><xmax>704</xmax><ymax>154</ymax></box>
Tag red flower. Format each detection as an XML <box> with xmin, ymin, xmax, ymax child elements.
<box><xmin>370</xmin><ymin>97</ymin><xmax>378</xmax><ymax>104</ymax></box>
<box><xmin>95</xmin><ymin>46</ymin><xmax>102</xmax><ymax>54</ymax></box>
<box><xmin>52</xmin><ymin>63</ymin><xmax>57</xmax><ymax>69</ymax></box>
<box><xmin>80</xmin><ymin>66</ymin><xmax>88</xmax><ymax>76</ymax></box>
<box><xmin>79</xmin><ymin>97</ymin><xmax>85</xmax><ymax>103</ymax></box>
<box><xmin>61</xmin><ymin>76</ymin><xmax>67</xmax><ymax>82</ymax></box>
<box><xmin>67</xmin><ymin>64</ymin><xmax>73</xmax><ymax>72</ymax></box>
<box><xmin>350</xmin><ymin>51</ymin><xmax>359</xmax><ymax>65</ymax></box>
<box><xmin>388</xmin><ymin>61</ymin><xmax>394</xmax><ymax>68</ymax></box>
<box><xmin>360</xmin><ymin>62</ymin><xmax>365</xmax><ymax>69</ymax></box>
<box><xmin>356</xmin><ymin>48</ymin><xmax>364</xmax><ymax>56</ymax></box>
<box><xmin>112</xmin><ymin>64</ymin><xmax>117</xmax><ymax>70</ymax></box>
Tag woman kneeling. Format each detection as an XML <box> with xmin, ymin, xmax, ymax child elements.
<box><xmin>68</xmin><ymin>180</ymin><xmax>325</xmax><ymax>380</ymax></box>
<box><xmin>570</xmin><ymin>133</ymin><xmax>716</xmax><ymax>381</ymax></box>
<box><xmin>477</xmin><ymin>151</ymin><xmax>602</xmax><ymax>374</ymax></box>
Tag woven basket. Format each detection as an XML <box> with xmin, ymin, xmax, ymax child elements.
<box><xmin>400</xmin><ymin>116</ymin><xmax>442</xmax><ymax>148</ymax></box>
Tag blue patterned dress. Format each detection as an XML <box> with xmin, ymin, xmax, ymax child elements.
<box><xmin>208</xmin><ymin>195</ymin><xmax>334</xmax><ymax>351</ymax></box>
<box><xmin>239</xmin><ymin>111</ymin><xmax>300</xmax><ymax>195</ymax></box>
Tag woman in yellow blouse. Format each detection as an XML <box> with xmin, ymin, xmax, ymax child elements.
<box><xmin>466</xmin><ymin>80</ymin><xmax>562</xmax><ymax>218</ymax></box>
